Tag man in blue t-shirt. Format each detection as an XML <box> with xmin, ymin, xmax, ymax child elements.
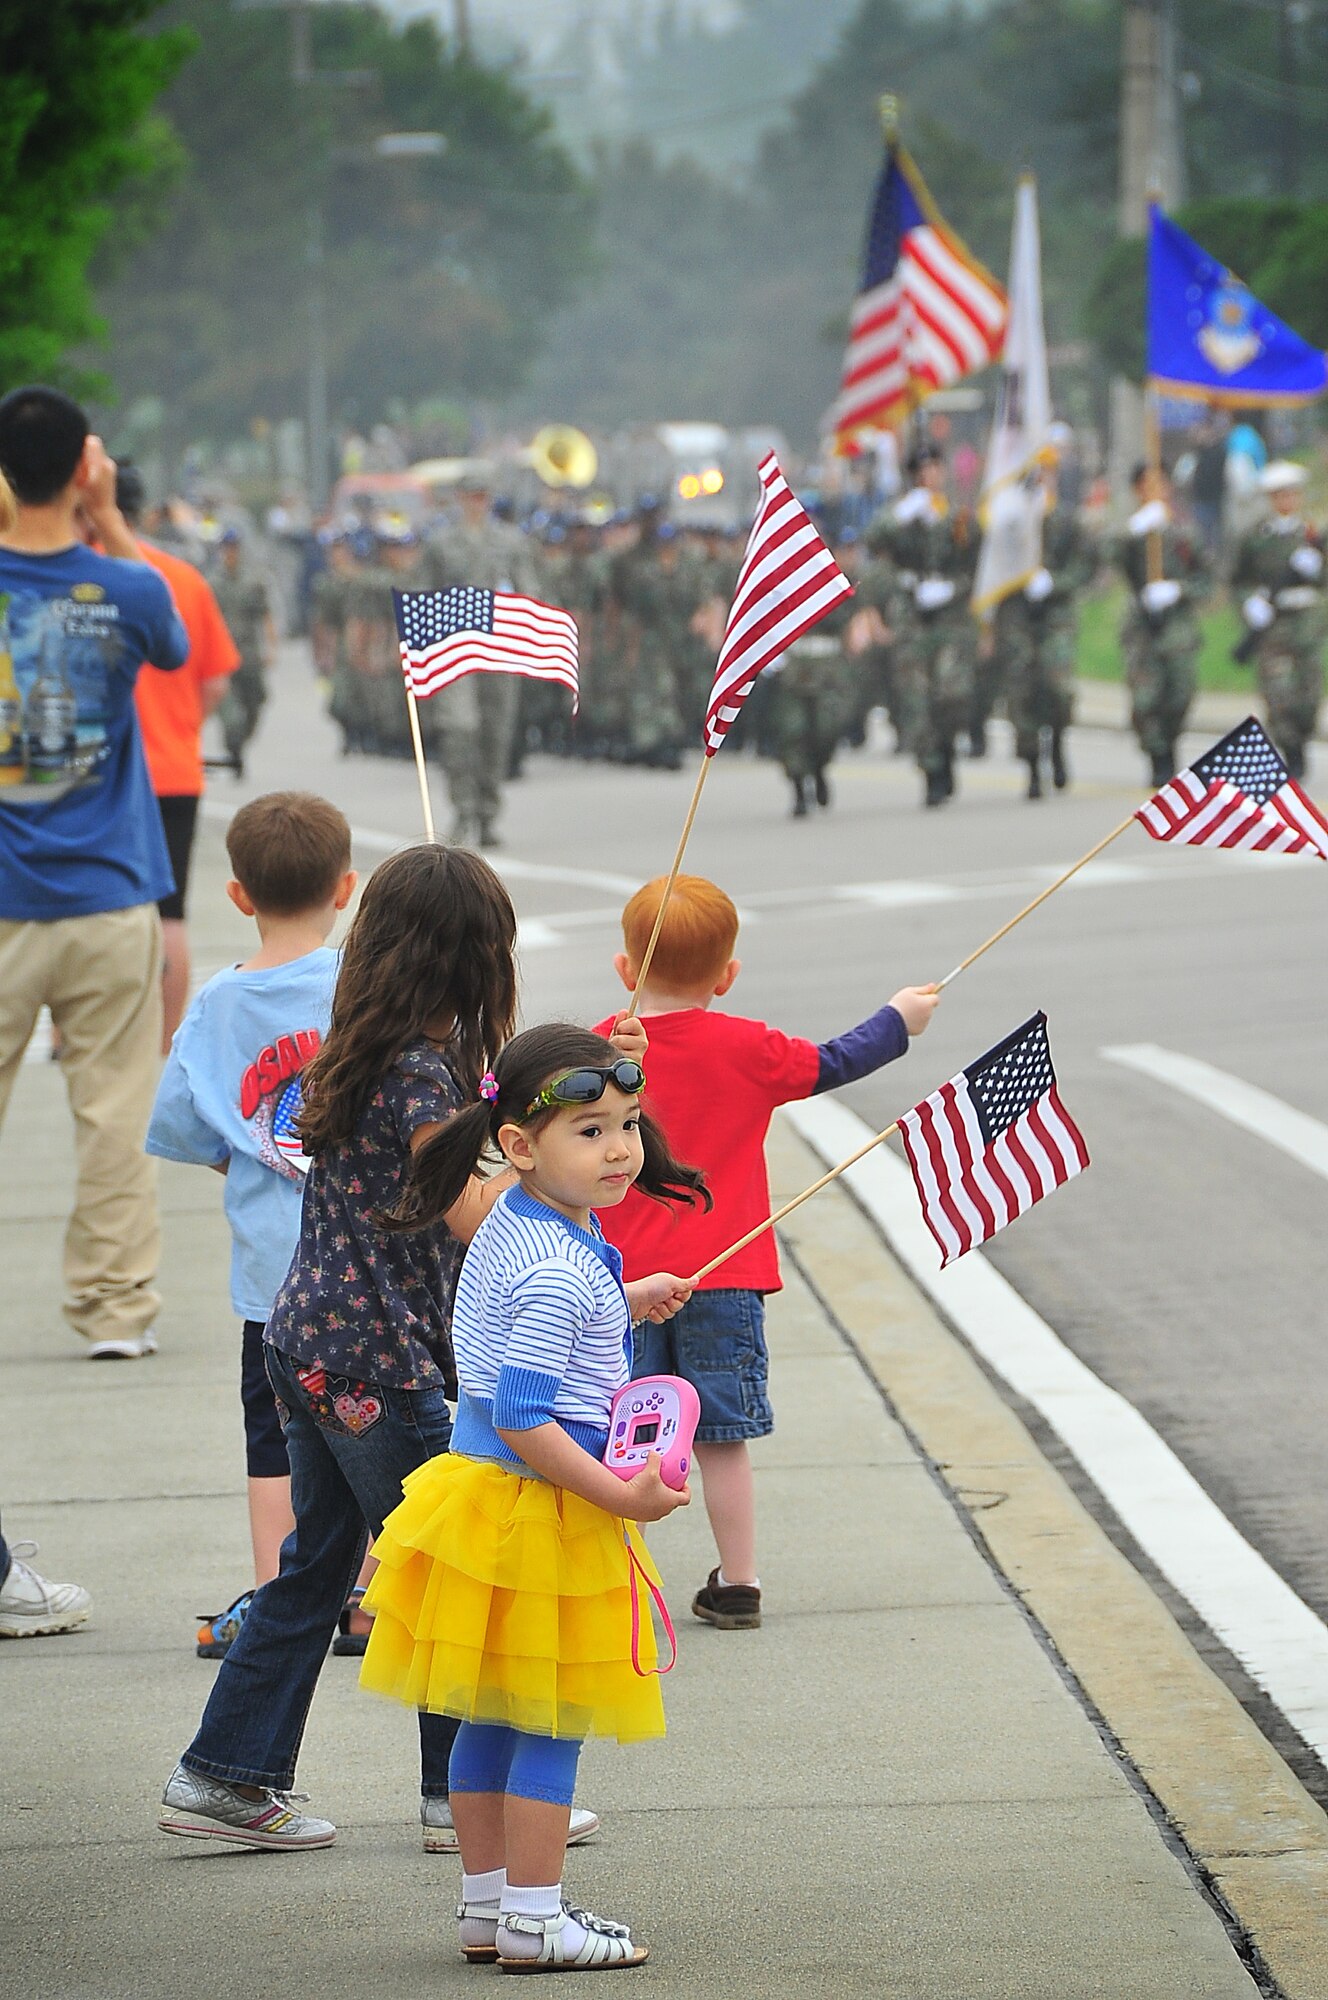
<box><xmin>0</xmin><ymin>386</ymin><xmax>188</xmax><ymax>1359</ymax></box>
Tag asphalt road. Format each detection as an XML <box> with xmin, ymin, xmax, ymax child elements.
<box><xmin>220</xmin><ymin>647</ymin><xmax>1328</xmax><ymax>1785</ymax></box>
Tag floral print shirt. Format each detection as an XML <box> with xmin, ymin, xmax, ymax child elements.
<box><xmin>266</xmin><ymin>1041</ymin><xmax>464</xmax><ymax>1393</ymax></box>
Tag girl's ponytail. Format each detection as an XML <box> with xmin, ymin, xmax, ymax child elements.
<box><xmin>381</xmin><ymin>1098</ymin><xmax>496</xmax><ymax>1231</ymax></box>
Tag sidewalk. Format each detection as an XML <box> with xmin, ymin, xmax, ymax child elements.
<box><xmin>0</xmin><ymin>822</ymin><xmax>1279</xmax><ymax>1999</ymax></box>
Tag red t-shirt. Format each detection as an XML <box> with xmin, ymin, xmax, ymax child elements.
<box><xmin>132</xmin><ymin>539</ymin><xmax>239</xmax><ymax>797</ymax></box>
<box><xmin>592</xmin><ymin>1007</ymin><xmax>820</xmax><ymax>1293</ymax></box>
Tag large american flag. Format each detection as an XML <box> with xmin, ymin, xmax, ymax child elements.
<box><xmin>393</xmin><ymin>587</ymin><xmax>579</xmax><ymax>708</ymax></box>
<box><xmin>899</xmin><ymin>1013</ymin><xmax>1089</xmax><ymax>1269</ymax></box>
<box><xmin>832</xmin><ymin>145</ymin><xmax>1006</xmax><ymax>445</ymax></box>
<box><xmin>703</xmin><ymin>453</ymin><xmax>853</xmax><ymax>755</ymax></box>
<box><xmin>1135</xmin><ymin>716</ymin><xmax>1328</xmax><ymax>859</ymax></box>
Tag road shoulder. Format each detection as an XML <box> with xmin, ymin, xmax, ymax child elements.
<box><xmin>770</xmin><ymin>1114</ymin><xmax>1328</xmax><ymax>2000</ymax></box>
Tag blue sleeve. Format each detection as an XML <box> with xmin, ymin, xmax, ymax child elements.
<box><xmin>146</xmin><ymin>1033</ymin><xmax>228</xmax><ymax>1167</ymax></box>
<box><xmin>130</xmin><ymin>563</ymin><xmax>189</xmax><ymax>673</ymax></box>
<box><xmin>814</xmin><ymin>1004</ymin><xmax>909</xmax><ymax>1094</ymax></box>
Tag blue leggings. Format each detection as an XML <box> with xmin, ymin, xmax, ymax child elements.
<box><xmin>449</xmin><ymin>1721</ymin><xmax>583</xmax><ymax>1808</ymax></box>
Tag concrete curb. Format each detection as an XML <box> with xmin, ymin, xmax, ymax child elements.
<box><xmin>769</xmin><ymin>1116</ymin><xmax>1328</xmax><ymax>2000</ymax></box>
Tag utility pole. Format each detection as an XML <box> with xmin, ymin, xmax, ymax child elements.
<box><xmin>1110</xmin><ymin>1</ymin><xmax>1183</xmax><ymax>501</ymax></box>
<box><xmin>454</xmin><ymin>0</ymin><xmax>471</xmax><ymax>57</ymax></box>
<box><xmin>1278</xmin><ymin>0</ymin><xmax>1301</xmax><ymax>197</ymax></box>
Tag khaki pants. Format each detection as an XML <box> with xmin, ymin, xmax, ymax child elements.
<box><xmin>0</xmin><ymin>904</ymin><xmax>163</xmax><ymax>1345</ymax></box>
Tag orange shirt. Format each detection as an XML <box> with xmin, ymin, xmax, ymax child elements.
<box><xmin>132</xmin><ymin>539</ymin><xmax>240</xmax><ymax>797</ymax></box>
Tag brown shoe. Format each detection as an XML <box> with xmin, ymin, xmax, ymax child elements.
<box><xmin>691</xmin><ymin>1568</ymin><xmax>761</xmax><ymax>1630</ymax></box>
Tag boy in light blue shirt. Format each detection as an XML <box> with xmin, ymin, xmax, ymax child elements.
<box><xmin>148</xmin><ymin>792</ymin><xmax>355</xmax><ymax>1653</ymax></box>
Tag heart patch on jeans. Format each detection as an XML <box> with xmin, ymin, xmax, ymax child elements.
<box><xmin>332</xmin><ymin>1388</ymin><xmax>383</xmax><ymax>1435</ymax></box>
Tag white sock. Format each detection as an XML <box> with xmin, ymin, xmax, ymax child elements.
<box><xmin>718</xmin><ymin>1568</ymin><xmax>760</xmax><ymax>1590</ymax></box>
<box><xmin>499</xmin><ymin>1882</ymin><xmax>574</xmax><ymax>1960</ymax></box>
<box><xmin>462</xmin><ymin>1866</ymin><xmax>505</xmax><ymax>1910</ymax></box>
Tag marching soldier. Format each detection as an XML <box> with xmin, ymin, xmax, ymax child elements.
<box><xmin>551</xmin><ymin>511</ymin><xmax>611</xmax><ymax>756</ymax></box>
<box><xmin>1113</xmin><ymin>463</ymin><xmax>1209</xmax><ymax>788</ymax></box>
<box><xmin>608</xmin><ymin>502</ymin><xmax>686</xmax><ymax>770</ymax></box>
<box><xmin>339</xmin><ymin>528</ymin><xmax>407</xmax><ymax>759</ymax></box>
<box><xmin>1230</xmin><ymin>460</ymin><xmax>1324</xmax><ymax>779</ymax></box>
<box><xmin>997</xmin><ymin>490</ymin><xmax>1095</xmax><ymax>799</ymax></box>
<box><xmin>870</xmin><ymin>445</ymin><xmax>978</xmax><ymax>807</ymax></box>
<box><xmin>212</xmin><ymin>529</ymin><xmax>274</xmax><ymax>778</ymax></box>
<box><xmin>767</xmin><ymin>600</ymin><xmax>854</xmax><ymax>817</ymax></box>
<box><xmin>423</xmin><ymin>467</ymin><xmax>540</xmax><ymax>846</ymax></box>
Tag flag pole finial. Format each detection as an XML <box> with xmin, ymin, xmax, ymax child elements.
<box><xmin>877</xmin><ymin>94</ymin><xmax>899</xmax><ymax>142</ymax></box>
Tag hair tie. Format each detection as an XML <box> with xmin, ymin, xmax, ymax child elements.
<box><xmin>478</xmin><ymin>1071</ymin><xmax>500</xmax><ymax>1103</ymax></box>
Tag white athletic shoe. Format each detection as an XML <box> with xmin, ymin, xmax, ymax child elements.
<box><xmin>87</xmin><ymin>1330</ymin><xmax>158</xmax><ymax>1360</ymax></box>
<box><xmin>0</xmin><ymin>1544</ymin><xmax>92</xmax><ymax>1638</ymax></box>
<box><xmin>423</xmin><ymin>1798</ymin><xmax>601</xmax><ymax>1853</ymax></box>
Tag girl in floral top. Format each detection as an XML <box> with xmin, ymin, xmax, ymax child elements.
<box><xmin>160</xmin><ymin>844</ymin><xmax>645</xmax><ymax>1855</ymax></box>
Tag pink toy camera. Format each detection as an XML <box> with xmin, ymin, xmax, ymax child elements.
<box><xmin>605</xmin><ymin>1375</ymin><xmax>700</xmax><ymax>1491</ymax></box>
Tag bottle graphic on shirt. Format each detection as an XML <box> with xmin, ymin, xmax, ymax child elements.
<box><xmin>0</xmin><ymin>597</ymin><xmax>25</xmax><ymax>786</ymax></box>
<box><xmin>25</xmin><ymin>611</ymin><xmax>76</xmax><ymax>783</ymax></box>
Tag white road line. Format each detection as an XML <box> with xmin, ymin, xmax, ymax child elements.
<box><xmin>782</xmin><ymin>1093</ymin><xmax>1328</xmax><ymax>1767</ymax></box>
<box><xmin>1101</xmin><ymin>1044</ymin><xmax>1328</xmax><ymax>1182</ymax></box>
<box><xmin>832</xmin><ymin>880</ymin><xmax>961</xmax><ymax>909</ymax></box>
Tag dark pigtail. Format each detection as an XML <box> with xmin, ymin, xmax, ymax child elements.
<box><xmin>380</xmin><ymin>1097</ymin><xmax>497</xmax><ymax>1232</ymax></box>
<box><xmin>635</xmin><ymin>1107</ymin><xmax>711</xmax><ymax>1211</ymax></box>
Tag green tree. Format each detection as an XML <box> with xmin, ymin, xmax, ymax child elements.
<box><xmin>98</xmin><ymin>2</ymin><xmax>595</xmax><ymax>443</ymax></box>
<box><xmin>0</xmin><ymin>0</ymin><xmax>189</xmax><ymax>393</ymax></box>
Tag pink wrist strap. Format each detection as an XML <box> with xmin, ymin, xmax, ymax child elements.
<box><xmin>625</xmin><ymin>1531</ymin><xmax>677</xmax><ymax>1677</ymax></box>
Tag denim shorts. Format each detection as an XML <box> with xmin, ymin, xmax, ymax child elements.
<box><xmin>632</xmin><ymin>1288</ymin><xmax>772</xmax><ymax>1443</ymax></box>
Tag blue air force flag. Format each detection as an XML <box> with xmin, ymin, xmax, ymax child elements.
<box><xmin>1147</xmin><ymin>207</ymin><xmax>1327</xmax><ymax>407</ymax></box>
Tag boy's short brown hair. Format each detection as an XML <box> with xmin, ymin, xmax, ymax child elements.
<box><xmin>226</xmin><ymin>792</ymin><xmax>352</xmax><ymax>917</ymax></box>
<box><xmin>621</xmin><ymin>874</ymin><xmax>739</xmax><ymax>993</ymax></box>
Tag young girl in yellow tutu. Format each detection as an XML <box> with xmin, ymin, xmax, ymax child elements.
<box><xmin>361</xmin><ymin>1022</ymin><xmax>707</xmax><ymax>1972</ymax></box>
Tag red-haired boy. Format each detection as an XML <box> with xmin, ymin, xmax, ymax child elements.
<box><xmin>596</xmin><ymin>875</ymin><xmax>938</xmax><ymax>1628</ymax></box>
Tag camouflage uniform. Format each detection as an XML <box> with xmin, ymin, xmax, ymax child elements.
<box><xmin>871</xmin><ymin>491</ymin><xmax>978</xmax><ymax>805</ymax></box>
<box><xmin>422</xmin><ymin>515</ymin><xmax>539</xmax><ymax>843</ymax></box>
<box><xmin>214</xmin><ymin>567</ymin><xmax>271</xmax><ymax>772</ymax></box>
<box><xmin>608</xmin><ymin>536</ymin><xmax>688</xmax><ymax>769</ymax></box>
<box><xmin>340</xmin><ymin>561</ymin><xmax>410</xmax><ymax>756</ymax></box>
<box><xmin>1113</xmin><ymin>515</ymin><xmax>1209</xmax><ymax>784</ymax></box>
<box><xmin>549</xmin><ymin>535</ymin><xmax>610</xmax><ymax>755</ymax></box>
<box><xmin>846</xmin><ymin>551</ymin><xmax>902</xmax><ymax>750</ymax></box>
<box><xmin>997</xmin><ymin>504</ymin><xmax>1095</xmax><ymax>796</ymax></box>
<box><xmin>1229</xmin><ymin>517</ymin><xmax>1325</xmax><ymax>780</ymax></box>
<box><xmin>767</xmin><ymin>603</ymin><xmax>854</xmax><ymax>815</ymax></box>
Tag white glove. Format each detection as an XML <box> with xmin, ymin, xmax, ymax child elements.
<box><xmin>1242</xmin><ymin>592</ymin><xmax>1275</xmax><ymax>631</ymax></box>
<box><xmin>914</xmin><ymin>576</ymin><xmax>956</xmax><ymax>612</ymax></box>
<box><xmin>1128</xmin><ymin>499</ymin><xmax>1169</xmax><ymax>537</ymax></box>
<box><xmin>1141</xmin><ymin>578</ymin><xmax>1182</xmax><ymax>615</ymax></box>
<box><xmin>894</xmin><ymin>487</ymin><xmax>935</xmax><ymax>525</ymax></box>
<box><xmin>1290</xmin><ymin>544</ymin><xmax>1324</xmax><ymax>580</ymax></box>
<box><xmin>1024</xmin><ymin>567</ymin><xmax>1055</xmax><ymax>603</ymax></box>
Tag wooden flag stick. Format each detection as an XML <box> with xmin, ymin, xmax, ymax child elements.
<box><xmin>935</xmin><ymin>813</ymin><xmax>1136</xmax><ymax>990</ymax></box>
<box><xmin>624</xmin><ymin>752</ymin><xmax>714</xmax><ymax>1017</ymax></box>
<box><xmin>692</xmin><ymin>1117</ymin><xmax>902</xmax><ymax>1284</ymax></box>
<box><xmin>404</xmin><ymin>682</ymin><xmax>437</xmax><ymax>843</ymax></box>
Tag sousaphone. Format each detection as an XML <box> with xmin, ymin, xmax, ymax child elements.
<box><xmin>526</xmin><ymin>424</ymin><xmax>598</xmax><ymax>489</ymax></box>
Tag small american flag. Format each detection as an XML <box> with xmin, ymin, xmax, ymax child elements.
<box><xmin>273</xmin><ymin>1079</ymin><xmax>311</xmax><ymax>1177</ymax></box>
<box><xmin>1135</xmin><ymin>716</ymin><xmax>1328</xmax><ymax>859</ymax></box>
<box><xmin>832</xmin><ymin>145</ymin><xmax>1006</xmax><ymax>446</ymax></box>
<box><xmin>899</xmin><ymin>1012</ymin><xmax>1089</xmax><ymax>1269</ymax></box>
<box><xmin>704</xmin><ymin>453</ymin><xmax>853</xmax><ymax>755</ymax></box>
<box><xmin>393</xmin><ymin>586</ymin><xmax>579</xmax><ymax>709</ymax></box>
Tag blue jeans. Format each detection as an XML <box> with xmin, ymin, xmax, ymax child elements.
<box><xmin>180</xmin><ymin>1343</ymin><xmax>459</xmax><ymax>1795</ymax></box>
<box><xmin>633</xmin><ymin>1288</ymin><xmax>773</xmax><ymax>1442</ymax></box>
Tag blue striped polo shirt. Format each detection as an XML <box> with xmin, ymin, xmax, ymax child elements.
<box><xmin>450</xmin><ymin>1184</ymin><xmax>632</xmax><ymax>1472</ymax></box>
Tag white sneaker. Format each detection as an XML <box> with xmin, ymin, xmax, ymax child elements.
<box><xmin>0</xmin><ymin>1544</ymin><xmax>92</xmax><ymax>1637</ymax></box>
<box><xmin>423</xmin><ymin>1797</ymin><xmax>601</xmax><ymax>1853</ymax></box>
<box><xmin>87</xmin><ymin>1330</ymin><xmax>158</xmax><ymax>1360</ymax></box>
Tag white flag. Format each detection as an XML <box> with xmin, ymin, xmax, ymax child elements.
<box><xmin>972</xmin><ymin>176</ymin><xmax>1053</xmax><ymax>617</ymax></box>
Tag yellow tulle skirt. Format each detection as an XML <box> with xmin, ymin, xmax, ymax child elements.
<box><xmin>359</xmin><ymin>1453</ymin><xmax>666</xmax><ymax>1743</ymax></box>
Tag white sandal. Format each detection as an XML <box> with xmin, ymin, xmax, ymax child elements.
<box><xmin>498</xmin><ymin>1903</ymin><xmax>648</xmax><ymax>1973</ymax></box>
<box><xmin>456</xmin><ymin>1896</ymin><xmax>500</xmax><ymax>1964</ymax></box>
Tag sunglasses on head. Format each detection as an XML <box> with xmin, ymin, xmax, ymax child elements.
<box><xmin>522</xmin><ymin>1060</ymin><xmax>646</xmax><ymax>1121</ymax></box>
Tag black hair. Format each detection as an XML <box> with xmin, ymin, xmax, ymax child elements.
<box><xmin>0</xmin><ymin>386</ymin><xmax>89</xmax><ymax>505</ymax></box>
<box><xmin>384</xmin><ymin>1021</ymin><xmax>710</xmax><ymax>1231</ymax></box>
<box><xmin>115</xmin><ymin>459</ymin><xmax>147</xmax><ymax>525</ymax></box>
